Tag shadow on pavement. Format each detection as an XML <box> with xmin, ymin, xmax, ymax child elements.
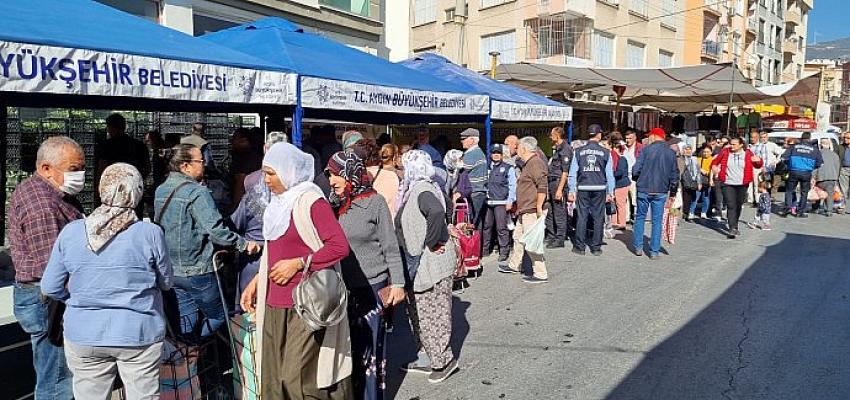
<box><xmin>604</xmin><ymin>233</ymin><xmax>850</xmax><ymax>400</ymax></box>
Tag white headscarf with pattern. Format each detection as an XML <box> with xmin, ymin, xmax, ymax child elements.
<box><xmin>85</xmin><ymin>163</ymin><xmax>143</xmax><ymax>253</ymax></box>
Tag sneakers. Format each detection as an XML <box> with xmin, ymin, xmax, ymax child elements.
<box><xmin>648</xmin><ymin>253</ymin><xmax>660</xmax><ymax>260</ymax></box>
<box><xmin>688</xmin><ymin>213</ymin><xmax>696</xmax><ymax>220</ymax></box>
<box><xmin>634</xmin><ymin>249</ymin><xmax>644</xmax><ymax>257</ymax></box>
<box><xmin>700</xmin><ymin>212</ymin><xmax>708</xmax><ymax>219</ymax></box>
<box><xmin>762</xmin><ymin>224</ymin><xmax>772</xmax><ymax>231</ymax></box>
<box><xmin>546</xmin><ymin>241</ymin><xmax>566</xmax><ymax>249</ymax></box>
<box><xmin>571</xmin><ymin>247</ymin><xmax>586</xmax><ymax>256</ymax></box>
<box><xmin>727</xmin><ymin>228</ymin><xmax>739</xmax><ymax>239</ymax></box>
<box><xmin>428</xmin><ymin>359</ymin><xmax>460</xmax><ymax>383</ymax></box>
<box><xmin>591</xmin><ymin>249</ymin><xmax>603</xmax><ymax>256</ymax></box>
<box><xmin>522</xmin><ymin>275</ymin><xmax>549</xmax><ymax>284</ymax></box>
<box><xmin>400</xmin><ymin>359</ymin><xmax>431</xmax><ymax>375</ymax></box>
<box><xmin>498</xmin><ymin>265</ymin><xmax>519</xmax><ymax>274</ymax></box>
<box><xmin>798</xmin><ymin>213</ymin><xmax>809</xmax><ymax>218</ymax></box>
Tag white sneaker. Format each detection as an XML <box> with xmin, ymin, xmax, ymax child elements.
<box><xmin>700</xmin><ymin>212</ymin><xmax>707</xmax><ymax>219</ymax></box>
<box><xmin>688</xmin><ymin>213</ymin><xmax>695</xmax><ymax>220</ymax></box>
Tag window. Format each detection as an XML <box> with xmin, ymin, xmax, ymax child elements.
<box><xmin>661</xmin><ymin>0</ymin><xmax>676</xmax><ymax>28</ymax></box>
<box><xmin>659</xmin><ymin>50</ymin><xmax>674</xmax><ymax>67</ymax></box>
<box><xmin>594</xmin><ymin>31</ymin><xmax>615</xmax><ymax>67</ymax></box>
<box><xmin>736</xmin><ymin>0</ymin><xmax>744</xmax><ymax>15</ymax></box>
<box><xmin>414</xmin><ymin>0</ymin><xmax>437</xmax><ymax>25</ymax></box>
<box><xmin>626</xmin><ymin>40</ymin><xmax>645</xmax><ymax>68</ymax></box>
<box><xmin>774</xmin><ymin>27</ymin><xmax>782</xmax><ymax>50</ymax></box>
<box><xmin>758</xmin><ymin>19</ymin><xmax>766</xmax><ymax>44</ymax></box>
<box><xmin>482</xmin><ymin>0</ymin><xmax>511</xmax><ymax>7</ymax></box>
<box><xmin>193</xmin><ymin>14</ymin><xmax>239</xmax><ymax>36</ymax></box>
<box><xmin>319</xmin><ymin>0</ymin><xmax>370</xmax><ymax>18</ymax></box>
<box><xmin>480</xmin><ymin>31</ymin><xmax>516</xmax><ymax>70</ymax></box>
<box><xmin>756</xmin><ymin>56</ymin><xmax>764</xmax><ymax>80</ymax></box>
<box><xmin>413</xmin><ymin>46</ymin><xmax>437</xmax><ymax>56</ymax></box>
<box><xmin>445</xmin><ymin>8</ymin><xmax>455</xmax><ymax>22</ymax></box>
<box><xmin>630</xmin><ymin>0</ymin><xmax>648</xmax><ymax>16</ymax></box>
<box><xmin>539</xmin><ymin>25</ymin><xmax>553</xmax><ymax>57</ymax></box>
<box><xmin>94</xmin><ymin>0</ymin><xmax>158</xmax><ymax>21</ymax></box>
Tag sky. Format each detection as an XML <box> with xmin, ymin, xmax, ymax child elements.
<box><xmin>807</xmin><ymin>0</ymin><xmax>850</xmax><ymax>44</ymax></box>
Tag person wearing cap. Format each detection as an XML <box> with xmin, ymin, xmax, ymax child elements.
<box><xmin>460</xmin><ymin>128</ymin><xmax>488</xmax><ymax>228</ymax></box>
<box><xmin>482</xmin><ymin>144</ymin><xmax>517</xmax><ymax>266</ymax></box>
<box><xmin>567</xmin><ymin>126</ymin><xmax>614</xmax><ymax>256</ymax></box>
<box><xmin>545</xmin><ymin>126</ymin><xmax>574</xmax><ymax>249</ymax></box>
<box><xmin>631</xmin><ymin>128</ymin><xmax>680</xmax><ymax>259</ymax></box>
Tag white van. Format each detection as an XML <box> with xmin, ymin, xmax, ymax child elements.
<box><xmin>765</xmin><ymin>130</ymin><xmax>839</xmax><ymax>147</ymax></box>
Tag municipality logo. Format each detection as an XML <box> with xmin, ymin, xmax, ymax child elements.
<box><xmin>237</xmin><ymin>75</ymin><xmax>255</xmax><ymax>97</ymax></box>
<box><xmin>317</xmin><ymin>84</ymin><xmax>330</xmax><ymax>103</ymax></box>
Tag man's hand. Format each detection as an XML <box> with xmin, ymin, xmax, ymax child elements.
<box><xmin>269</xmin><ymin>258</ymin><xmax>304</xmax><ymax>286</ymax></box>
<box><xmin>606</xmin><ymin>193</ymin><xmax>614</xmax><ymax>203</ymax></box>
<box><xmin>240</xmin><ymin>276</ymin><xmax>259</xmax><ymax>313</ymax></box>
<box><xmin>666</xmin><ymin>197</ymin><xmax>675</xmax><ymax>207</ymax></box>
<box><xmin>245</xmin><ymin>241</ymin><xmax>262</xmax><ymax>255</ymax></box>
<box><xmin>711</xmin><ymin>165</ymin><xmax>721</xmax><ymax>174</ymax></box>
<box><xmin>505</xmin><ymin>202</ymin><xmax>514</xmax><ymax>212</ymax></box>
<box><xmin>567</xmin><ymin>192</ymin><xmax>576</xmax><ymax>203</ymax></box>
<box><xmin>555</xmin><ymin>191</ymin><xmax>563</xmax><ymax>202</ymax></box>
<box><xmin>751</xmin><ymin>155</ymin><xmax>762</xmax><ymax>163</ymax></box>
<box><xmin>385</xmin><ymin>287</ymin><xmax>407</xmax><ymax>306</ymax></box>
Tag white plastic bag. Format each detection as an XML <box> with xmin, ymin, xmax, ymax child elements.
<box><xmin>520</xmin><ymin>211</ymin><xmax>548</xmax><ymax>255</ymax></box>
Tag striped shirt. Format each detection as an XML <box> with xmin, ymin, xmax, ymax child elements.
<box><xmin>462</xmin><ymin>146</ymin><xmax>488</xmax><ymax>193</ymax></box>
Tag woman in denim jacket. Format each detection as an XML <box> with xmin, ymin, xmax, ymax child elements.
<box><xmin>154</xmin><ymin>144</ymin><xmax>260</xmax><ymax>340</ymax></box>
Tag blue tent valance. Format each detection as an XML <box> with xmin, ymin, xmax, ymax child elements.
<box><xmin>0</xmin><ymin>0</ymin><xmax>297</xmax><ymax>110</ymax></box>
<box><xmin>401</xmin><ymin>53</ymin><xmax>572</xmax><ymax>122</ymax></box>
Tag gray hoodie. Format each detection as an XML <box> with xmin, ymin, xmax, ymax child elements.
<box><xmin>815</xmin><ymin>149</ymin><xmax>841</xmax><ymax>182</ymax></box>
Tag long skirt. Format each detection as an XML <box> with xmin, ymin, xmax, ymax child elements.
<box><xmin>261</xmin><ymin>307</ymin><xmax>353</xmax><ymax>400</ymax></box>
<box><xmin>348</xmin><ymin>283</ymin><xmax>388</xmax><ymax>400</ymax></box>
<box><xmin>407</xmin><ymin>277</ymin><xmax>454</xmax><ymax>370</ymax></box>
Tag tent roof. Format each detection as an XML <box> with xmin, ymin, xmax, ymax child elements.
<box><xmin>0</xmin><ymin>0</ymin><xmax>295</xmax><ymax>111</ymax></box>
<box><xmin>0</xmin><ymin>0</ymin><xmax>289</xmax><ymax>72</ymax></box>
<box><xmin>495</xmin><ymin>63</ymin><xmax>820</xmax><ymax>112</ymax></box>
<box><xmin>400</xmin><ymin>53</ymin><xmax>570</xmax><ymax>121</ymax></box>
<box><xmin>203</xmin><ymin>18</ymin><xmax>489</xmax><ymax>121</ymax></box>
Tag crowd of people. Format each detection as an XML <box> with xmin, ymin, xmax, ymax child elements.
<box><xmin>9</xmin><ymin>113</ymin><xmax>847</xmax><ymax>400</ymax></box>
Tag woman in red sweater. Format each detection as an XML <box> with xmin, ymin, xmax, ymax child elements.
<box><xmin>711</xmin><ymin>137</ymin><xmax>763</xmax><ymax>239</ymax></box>
<box><xmin>241</xmin><ymin>142</ymin><xmax>353</xmax><ymax>399</ymax></box>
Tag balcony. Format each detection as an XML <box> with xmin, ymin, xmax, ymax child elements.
<box><xmin>704</xmin><ymin>0</ymin><xmax>722</xmax><ymax>17</ymax></box>
<box><xmin>702</xmin><ymin>40</ymin><xmax>721</xmax><ymax>59</ymax></box>
<box><xmin>785</xmin><ymin>8</ymin><xmax>801</xmax><ymax>26</ymax></box>
<box><xmin>783</xmin><ymin>40</ymin><xmax>797</xmax><ymax>57</ymax></box>
<box><xmin>746</xmin><ymin>15</ymin><xmax>758</xmax><ymax>35</ymax></box>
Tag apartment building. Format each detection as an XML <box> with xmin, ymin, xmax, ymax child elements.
<box><xmin>805</xmin><ymin>59</ymin><xmax>848</xmax><ymax>130</ymax></box>
<box><xmin>95</xmin><ymin>0</ymin><xmax>389</xmax><ymax>57</ymax></box>
<box><xmin>407</xmin><ymin>0</ymin><xmax>684</xmax><ymax>72</ymax></box>
<box><xmin>682</xmin><ymin>0</ymin><xmax>811</xmax><ymax>86</ymax></box>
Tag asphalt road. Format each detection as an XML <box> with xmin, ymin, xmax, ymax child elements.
<box><xmin>387</xmin><ymin>211</ymin><xmax>850</xmax><ymax>400</ymax></box>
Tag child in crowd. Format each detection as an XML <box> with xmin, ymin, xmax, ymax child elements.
<box><xmin>751</xmin><ymin>181</ymin><xmax>772</xmax><ymax>231</ymax></box>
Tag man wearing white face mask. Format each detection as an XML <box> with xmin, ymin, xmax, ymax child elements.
<box><xmin>8</xmin><ymin>136</ymin><xmax>86</xmax><ymax>400</ymax></box>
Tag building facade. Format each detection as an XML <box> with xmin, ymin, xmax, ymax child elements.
<box><xmin>407</xmin><ymin>0</ymin><xmax>685</xmax><ymax>72</ymax></box>
<box><xmin>805</xmin><ymin>59</ymin><xmax>849</xmax><ymax>131</ymax></box>
<box><xmin>95</xmin><ymin>0</ymin><xmax>389</xmax><ymax>57</ymax></box>
<box><xmin>682</xmin><ymin>0</ymin><xmax>812</xmax><ymax>86</ymax></box>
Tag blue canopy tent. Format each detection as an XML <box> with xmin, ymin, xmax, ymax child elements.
<box><xmin>0</xmin><ymin>0</ymin><xmax>297</xmax><ymax>113</ymax></box>
<box><xmin>203</xmin><ymin>18</ymin><xmax>490</xmax><ymax>146</ymax></box>
<box><xmin>400</xmin><ymin>53</ymin><xmax>573</xmax><ymax>149</ymax></box>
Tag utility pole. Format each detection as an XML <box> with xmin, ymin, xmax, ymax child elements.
<box><xmin>490</xmin><ymin>51</ymin><xmax>500</xmax><ymax>79</ymax></box>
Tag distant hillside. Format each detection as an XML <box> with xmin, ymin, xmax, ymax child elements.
<box><xmin>807</xmin><ymin>37</ymin><xmax>850</xmax><ymax>61</ymax></box>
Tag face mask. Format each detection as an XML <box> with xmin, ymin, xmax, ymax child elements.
<box><xmin>60</xmin><ymin>171</ymin><xmax>85</xmax><ymax>195</ymax></box>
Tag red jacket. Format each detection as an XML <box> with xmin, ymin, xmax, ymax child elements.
<box><xmin>711</xmin><ymin>148</ymin><xmax>764</xmax><ymax>185</ymax></box>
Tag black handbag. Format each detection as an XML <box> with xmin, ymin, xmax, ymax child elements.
<box><xmin>46</xmin><ymin>297</ymin><xmax>65</xmax><ymax>347</ymax></box>
<box><xmin>605</xmin><ymin>201</ymin><xmax>617</xmax><ymax>216</ymax></box>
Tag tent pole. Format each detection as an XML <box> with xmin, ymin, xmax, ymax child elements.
<box><xmin>727</xmin><ymin>56</ymin><xmax>736</xmax><ymax>137</ymax></box>
<box><xmin>293</xmin><ymin>77</ymin><xmax>303</xmax><ymax>148</ymax></box>
<box><xmin>0</xmin><ymin>99</ymin><xmax>6</xmax><ymax>244</ymax></box>
<box><xmin>485</xmin><ymin>99</ymin><xmax>492</xmax><ymax>161</ymax></box>
<box><xmin>567</xmin><ymin>120</ymin><xmax>573</xmax><ymax>143</ymax></box>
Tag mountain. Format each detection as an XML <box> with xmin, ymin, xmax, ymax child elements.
<box><xmin>806</xmin><ymin>37</ymin><xmax>850</xmax><ymax>61</ymax></box>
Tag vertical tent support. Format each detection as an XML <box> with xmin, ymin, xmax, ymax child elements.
<box><xmin>0</xmin><ymin>100</ymin><xmax>6</xmax><ymax>244</ymax></box>
<box><xmin>293</xmin><ymin>76</ymin><xmax>303</xmax><ymax>148</ymax></box>
<box><xmin>567</xmin><ymin>120</ymin><xmax>573</xmax><ymax>143</ymax></box>
<box><xmin>485</xmin><ymin>99</ymin><xmax>492</xmax><ymax>160</ymax></box>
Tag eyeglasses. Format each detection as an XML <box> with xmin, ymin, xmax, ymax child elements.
<box><xmin>187</xmin><ymin>159</ymin><xmax>204</xmax><ymax>164</ymax></box>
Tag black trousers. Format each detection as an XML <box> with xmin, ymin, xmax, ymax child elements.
<box><xmin>482</xmin><ymin>204</ymin><xmax>511</xmax><ymax>259</ymax></box>
<box><xmin>681</xmin><ymin>188</ymin><xmax>698</xmax><ymax>217</ymax></box>
<box><xmin>714</xmin><ymin>182</ymin><xmax>725</xmax><ymax>215</ymax></box>
<box><xmin>545</xmin><ymin>180</ymin><xmax>570</xmax><ymax>243</ymax></box>
<box><xmin>721</xmin><ymin>184</ymin><xmax>747</xmax><ymax>231</ymax></box>
<box><xmin>785</xmin><ymin>171</ymin><xmax>812</xmax><ymax>213</ymax></box>
<box><xmin>574</xmin><ymin>190</ymin><xmax>606</xmax><ymax>252</ymax></box>
<box><xmin>470</xmin><ymin>192</ymin><xmax>488</xmax><ymax>230</ymax></box>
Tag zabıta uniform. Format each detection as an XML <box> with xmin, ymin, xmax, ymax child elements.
<box><xmin>568</xmin><ymin>141</ymin><xmax>615</xmax><ymax>253</ymax></box>
<box><xmin>545</xmin><ymin>141</ymin><xmax>574</xmax><ymax>245</ymax></box>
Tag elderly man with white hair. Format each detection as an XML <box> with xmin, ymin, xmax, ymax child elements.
<box><xmin>9</xmin><ymin>135</ymin><xmax>86</xmax><ymax>400</ymax></box>
<box><xmin>460</xmin><ymin>128</ymin><xmax>488</xmax><ymax>227</ymax></box>
<box><xmin>502</xmin><ymin>136</ymin><xmax>549</xmax><ymax>283</ymax></box>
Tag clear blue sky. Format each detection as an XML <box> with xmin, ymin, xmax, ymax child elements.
<box><xmin>807</xmin><ymin>0</ymin><xmax>850</xmax><ymax>44</ymax></box>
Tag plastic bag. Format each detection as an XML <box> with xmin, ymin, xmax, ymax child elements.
<box><xmin>520</xmin><ymin>211</ymin><xmax>548</xmax><ymax>255</ymax></box>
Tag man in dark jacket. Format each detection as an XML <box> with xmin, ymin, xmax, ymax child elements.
<box><xmin>567</xmin><ymin>128</ymin><xmax>614</xmax><ymax>256</ymax></box>
<box><xmin>546</xmin><ymin>126</ymin><xmax>574</xmax><ymax>248</ymax></box>
<box><xmin>781</xmin><ymin>132</ymin><xmax>823</xmax><ymax>217</ymax></box>
<box><xmin>631</xmin><ymin>128</ymin><xmax>679</xmax><ymax>259</ymax></box>
<box><xmin>834</xmin><ymin>132</ymin><xmax>850</xmax><ymax>213</ymax></box>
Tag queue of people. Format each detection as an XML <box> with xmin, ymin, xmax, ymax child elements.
<box><xmin>9</xmin><ymin>121</ymin><xmax>845</xmax><ymax>400</ymax></box>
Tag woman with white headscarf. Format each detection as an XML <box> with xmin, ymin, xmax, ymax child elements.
<box><xmin>42</xmin><ymin>163</ymin><xmax>173</xmax><ymax>400</ymax></box>
<box><xmin>240</xmin><ymin>142</ymin><xmax>353</xmax><ymax>399</ymax></box>
<box><xmin>815</xmin><ymin>138</ymin><xmax>841</xmax><ymax>216</ymax></box>
<box><xmin>395</xmin><ymin>150</ymin><xmax>460</xmax><ymax>383</ymax></box>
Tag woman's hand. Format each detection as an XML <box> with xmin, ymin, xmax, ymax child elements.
<box><xmin>269</xmin><ymin>258</ymin><xmax>304</xmax><ymax>286</ymax></box>
<box><xmin>240</xmin><ymin>276</ymin><xmax>259</xmax><ymax>313</ymax></box>
<box><xmin>430</xmin><ymin>243</ymin><xmax>446</xmax><ymax>254</ymax></box>
<box><xmin>386</xmin><ymin>287</ymin><xmax>407</xmax><ymax>306</ymax></box>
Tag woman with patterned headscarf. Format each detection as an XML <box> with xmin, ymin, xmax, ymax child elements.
<box><xmin>42</xmin><ymin>163</ymin><xmax>173</xmax><ymax>400</ymax></box>
<box><xmin>325</xmin><ymin>149</ymin><xmax>405</xmax><ymax>400</ymax></box>
<box><xmin>394</xmin><ymin>150</ymin><xmax>460</xmax><ymax>383</ymax></box>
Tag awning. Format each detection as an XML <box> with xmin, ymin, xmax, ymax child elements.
<box><xmin>0</xmin><ymin>0</ymin><xmax>297</xmax><ymax>111</ymax></box>
<box><xmin>495</xmin><ymin>63</ymin><xmax>820</xmax><ymax>113</ymax></box>
<box><xmin>400</xmin><ymin>53</ymin><xmax>571</xmax><ymax>122</ymax></box>
<box><xmin>203</xmin><ymin>18</ymin><xmax>489</xmax><ymax>122</ymax></box>
<box><xmin>762</xmin><ymin>114</ymin><xmax>817</xmax><ymax>131</ymax></box>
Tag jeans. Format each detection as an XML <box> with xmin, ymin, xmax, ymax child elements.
<box><xmin>13</xmin><ymin>283</ymin><xmax>74</xmax><ymax>400</ymax></box>
<box><xmin>785</xmin><ymin>171</ymin><xmax>812</xmax><ymax>213</ymax></box>
<box><xmin>633</xmin><ymin>192</ymin><xmax>668</xmax><ymax>256</ymax></box>
<box><xmin>166</xmin><ymin>273</ymin><xmax>226</xmax><ymax>340</ymax></box>
<box><xmin>690</xmin><ymin>186</ymin><xmax>712</xmax><ymax>215</ymax></box>
<box><xmin>722</xmin><ymin>185</ymin><xmax>748</xmax><ymax>231</ymax></box>
<box><xmin>574</xmin><ymin>191</ymin><xmax>606</xmax><ymax>252</ymax></box>
<box><xmin>545</xmin><ymin>181</ymin><xmax>570</xmax><ymax>243</ymax></box>
<box><xmin>64</xmin><ymin>341</ymin><xmax>162</xmax><ymax>400</ymax></box>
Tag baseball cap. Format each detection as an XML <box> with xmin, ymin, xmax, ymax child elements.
<box><xmin>588</xmin><ymin>124</ymin><xmax>603</xmax><ymax>135</ymax></box>
<box><xmin>649</xmin><ymin>127</ymin><xmax>666</xmax><ymax>139</ymax></box>
<box><xmin>460</xmin><ymin>127</ymin><xmax>480</xmax><ymax>138</ymax></box>
<box><xmin>491</xmin><ymin>144</ymin><xmax>504</xmax><ymax>154</ymax></box>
